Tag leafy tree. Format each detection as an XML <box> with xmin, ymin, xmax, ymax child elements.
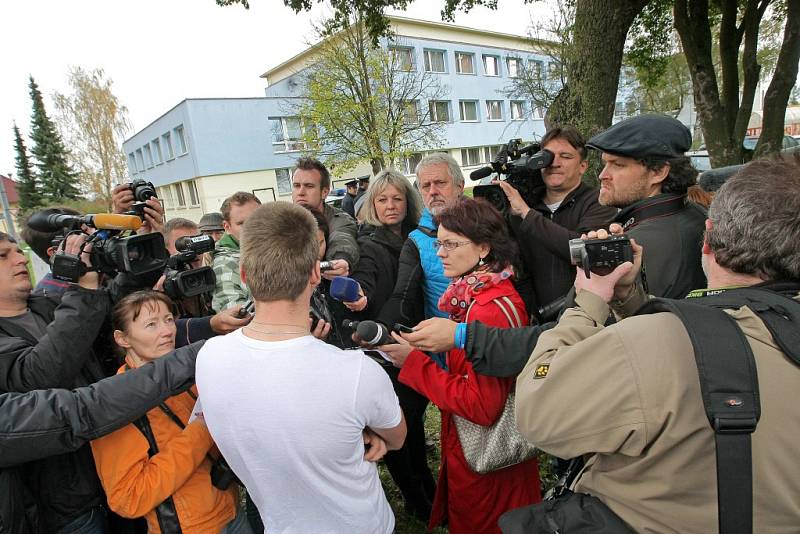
<box><xmin>54</xmin><ymin>67</ymin><xmax>132</xmax><ymax>210</ymax></box>
<box><xmin>28</xmin><ymin>77</ymin><xmax>81</xmax><ymax>201</ymax></box>
<box><xmin>12</xmin><ymin>123</ymin><xmax>43</xmax><ymax>213</ymax></box>
<box><xmin>296</xmin><ymin>17</ymin><xmax>447</xmax><ymax>174</ymax></box>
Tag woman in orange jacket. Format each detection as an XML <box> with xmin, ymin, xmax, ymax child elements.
<box><xmin>91</xmin><ymin>290</ymin><xmax>250</xmax><ymax>533</ymax></box>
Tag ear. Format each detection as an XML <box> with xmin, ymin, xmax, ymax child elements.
<box><xmin>321</xmin><ymin>186</ymin><xmax>331</xmax><ymax>199</ymax></box>
<box><xmin>240</xmin><ymin>265</ymin><xmax>247</xmax><ymax>286</ymax></box>
<box><xmin>478</xmin><ymin>242</ymin><xmax>491</xmax><ymax>260</ymax></box>
<box><xmin>223</xmin><ymin>220</ymin><xmax>231</xmax><ymax>233</ymax></box>
<box><xmin>46</xmin><ymin>246</ymin><xmax>57</xmax><ymax>259</ymax></box>
<box><xmin>310</xmin><ymin>260</ymin><xmax>321</xmax><ymax>288</ymax></box>
<box><xmin>113</xmin><ymin>329</ymin><xmax>132</xmax><ymax>350</ymax></box>
<box><xmin>578</xmin><ymin>159</ymin><xmax>589</xmax><ymax>174</ymax></box>
<box><xmin>702</xmin><ymin>218</ymin><xmax>713</xmax><ymax>255</ymax></box>
<box><xmin>649</xmin><ymin>162</ymin><xmax>671</xmax><ymax>187</ymax></box>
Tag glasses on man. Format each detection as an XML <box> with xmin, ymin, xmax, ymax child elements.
<box><xmin>434</xmin><ymin>240</ymin><xmax>472</xmax><ymax>251</ymax></box>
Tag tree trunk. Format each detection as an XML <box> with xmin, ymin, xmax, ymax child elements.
<box><xmin>756</xmin><ymin>0</ymin><xmax>800</xmax><ymax>158</ymax></box>
<box><xmin>548</xmin><ymin>0</ymin><xmax>650</xmax><ymax>138</ymax></box>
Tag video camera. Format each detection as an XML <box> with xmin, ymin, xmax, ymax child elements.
<box><xmin>163</xmin><ymin>234</ymin><xmax>217</xmax><ymax>300</ymax></box>
<box><xmin>125</xmin><ymin>179</ymin><xmax>158</xmax><ymax>219</ymax></box>
<box><xmin>470</xmin><ymin>139</ymin><xmax>554</xmax><ymax>214</ymax></box>
<box><xmin>28</xmin><ymin>210</ymin><xmax>168</xmax><ymax>283</ymax></box>
<box><xmin>569</xmin><ymin>235</ymin><xmax>633</xmax><ymax>277</ymax></box>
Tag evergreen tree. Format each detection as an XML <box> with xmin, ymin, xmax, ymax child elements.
<box><xmin>28</xmin><ymin>76</ymin><xmax>81</xmax><ymax>201</ymax></box>
<box><xmin>12</xmin><ymin>123</ymin><xmax>42</xmax><ymax>212</ymax></box>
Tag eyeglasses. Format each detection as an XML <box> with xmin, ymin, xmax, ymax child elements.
<box><xmin>434</xmin><ymin>240</ymin><xmax>472</xmax><ymax>251</ymax></box>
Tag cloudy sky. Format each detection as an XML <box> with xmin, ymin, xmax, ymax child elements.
<box><xmin>0</xmin><ymin>0</ymin><xmax>552</xmax><ymax>178</ymax></box>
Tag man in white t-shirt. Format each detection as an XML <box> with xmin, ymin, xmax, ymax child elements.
<box><xmin>196</xmin><ymin>201</ymin><xmax>406</xmax><ymax>534</ymax></box>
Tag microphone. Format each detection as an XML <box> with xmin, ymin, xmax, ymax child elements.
<box><xmin>470</xmin><ymin>165</ymin><xmax>496</xmax><ymax>181</ymax></box>
<box><xmin>356</xmin><ymin>320</ymin><xmax>395</xmax><ymax>346</ymax></box>
<box><xmin>27</xmin><ymin>210</ymin><xmax>142</xmax><ymax>232</ymax></box>
<box><xmin>329</xmin><ymin>276</ymin><xmax>361</xmax><ymax>302</ymax></box>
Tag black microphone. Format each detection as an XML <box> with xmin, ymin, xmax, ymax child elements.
<box><xmin>27</xmin><ymin>210</ymin><xmax>83</xmax><ymax>232</ymax></box>
<box><xmin>356</xmin><ymin>320</ymin><xmax>395</xmax><ymax>346</ymax></box>
<box><xmin>469</xmin><ymin>165</ymin><xmax>496</xmax><ymax>181</ymax></box>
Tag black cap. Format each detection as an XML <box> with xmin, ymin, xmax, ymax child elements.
<box><xmin>586</xmin><ymin>114</ymin><xmax>692</xmax><ymax>159</ymax></box>
<box><xmin>358</xmin><ymin>175</ymin><xmax>370</xmax><ymax>183</ymax></box>
<box><xmin>344</xmin><ymin>179</ymin><xmax>358</xmax><ymax>187</ymax></box>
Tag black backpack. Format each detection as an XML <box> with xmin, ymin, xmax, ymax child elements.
<box><xmin>634</xmin><ymin>286</ymin><xmax>800</xmax><ymax>534</ymax></box>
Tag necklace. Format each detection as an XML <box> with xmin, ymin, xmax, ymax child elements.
<box><xmin>245</xmin><ymin>323</ymin><xmax>309</xmax><ymax>336</ymax></box>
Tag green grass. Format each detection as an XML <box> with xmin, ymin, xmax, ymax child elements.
<box><xmin>380</xmin><ymin>404</ymin><xmax>559</xmax><ymax>533</ymax></box>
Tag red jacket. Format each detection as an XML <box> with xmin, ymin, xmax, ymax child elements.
<box><xmin>400</xmin><ymin>279</ymin><xmax>541</xmax><ymax>533</ymax></box>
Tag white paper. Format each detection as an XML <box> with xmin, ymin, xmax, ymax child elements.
<box><xmin>188</xmin><ymin>398</ymin><xmax>203</xmax><ymax>424</ymax></box>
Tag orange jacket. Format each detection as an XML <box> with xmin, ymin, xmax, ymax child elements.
<box><xmin>91</xmin><ymin>363</ymin><xmax>236</xmax><ymax>533</ymax></box>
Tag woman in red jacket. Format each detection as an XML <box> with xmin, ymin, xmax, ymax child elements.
<box><xmin>383</xmin><ymin>198</ymin><xmax>541</xmax><ymax>533</ymax></box>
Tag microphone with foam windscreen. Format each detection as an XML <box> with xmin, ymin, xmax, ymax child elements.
<box><xmin>329</xmin><ymin>276</ymin><xmax>361</xmax><ymax>302</ymax></box>
<box><xmin>356</xmin><ymin>320</ymin><xmax>396</xmax><ymax>347</ymax></box>
<box><xmin>469</xmin><ymin>165</ymin><xmax>496</xmax><ymax>181</ymax></box>
<box><xmin>27</xmin><ymin>210</ymin><xmax>142</xmax><ymax>232</ymax></box>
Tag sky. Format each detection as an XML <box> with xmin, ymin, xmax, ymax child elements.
<box><xmin>0</xmin><ymin>0</ymin><xmax>552</xmax><ymax>179</ymax></box>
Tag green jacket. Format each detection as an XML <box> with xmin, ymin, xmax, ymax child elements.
<box><xmin>211</xmin><ymin>233</ymin><xmax>250</xmax><ymax>312</ymax></box>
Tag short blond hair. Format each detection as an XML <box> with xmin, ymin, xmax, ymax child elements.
<box><xmin>361</xmin><ymin>169</ymin><xmax>422</xmax><ymax>228</ymax></box>
<box><xmin>240</xmin><ymin>202</ymin><xmax>319</xmax><ymax>302</ymax></box>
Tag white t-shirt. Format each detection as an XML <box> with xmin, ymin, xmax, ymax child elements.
<box><xmin>196</xmin><ymin>331</ymin><xmax>401</xmax><ymax>534</ymax></box>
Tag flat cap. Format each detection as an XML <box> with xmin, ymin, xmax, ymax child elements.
<box><xmin>198</xmin><ymin>212</ymin><xmax>224</xmax><ymax>231</ymax></box>
<box><xmin>587</xmin><ymin>114</ymin><xmax>692</xmax><ymax>159</ymax></box>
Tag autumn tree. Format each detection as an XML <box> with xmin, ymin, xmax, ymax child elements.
<box><xmin>12</xmin><ymin>123</ymin><xmax>42</xmax><ymax>212</ymax></box>
<box><xmin>28</xmin><ymin>77</ymin><xmax>81</xmax><ymax>201</ymax></box>
<box><xmin>296</xmin><ymin>18</ymin><xmax>447</xmax><ymax>174</ymax></box>
<box><xmin>54</xmin><ymin>67</ymin><xmax>131</xmax><ymax>210</ymax></box>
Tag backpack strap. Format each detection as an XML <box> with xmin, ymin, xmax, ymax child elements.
<box><xmin>635</xmin><ymin>298</ymin><xmax>760</xmax><ymax>534</ymax></box>
<box><xmin>131</xmin><ymin>416</ymin><xmax>184</xmax><ymax>534</ymax></box>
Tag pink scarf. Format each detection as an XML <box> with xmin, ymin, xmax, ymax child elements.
<box><xmin>438</xmin><ymin>265</ymin><xmax>514</xmax><ymax>322</ymax></box>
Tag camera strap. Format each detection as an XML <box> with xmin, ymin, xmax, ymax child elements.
<box><xmin>614</xmin><ymin>193</ymin><xmax>688</xmax><ymax>231</ymax></box>
<box><xmin>131</xmin><ymin>414</ymin><xmax>184</xmax><ymax>534</ymax></box>
<box><xmin>631</xmin><ymin>287</ymin><xmax>800</xmax><ymax>534</ymax></box>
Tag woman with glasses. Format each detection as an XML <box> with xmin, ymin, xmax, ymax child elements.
<box><xmin>342</xmin><ymin>169</ymin><xmax>437</xmax><ymax>522</ymax></box>
<box><xmin>382</xmin><ymin>197</ymin><xmax>541</xmax><ymax>534</ymax></box>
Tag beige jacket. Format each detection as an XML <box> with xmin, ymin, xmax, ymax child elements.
<box><xmin>515</xmin><ymin>288</ymin><xmax>800</xmax><ymax>533</ymax></box>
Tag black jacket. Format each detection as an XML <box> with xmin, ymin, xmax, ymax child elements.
<box><xmin>0</xmin><ymin>343</ymin><xmax>203</xmax><ymax>534</ymax></box>
<box><xmin>511</xmin><ymin>182</ymin><xmax>618</xmax><ymax>309</ymax></box>
<box><xmin>351</xmin><ymin>224</ymin><xmax>409</xmax><ymax>319</ymax></box>
<box><xmin>0</xmin><ymin>286</ymin><xmax>213</xmax><ymax>532</ymax></box>
<box><xmin>616</xmin><ymin>194</ymin><xmax>707</xmax><ymax>299</ymax></box>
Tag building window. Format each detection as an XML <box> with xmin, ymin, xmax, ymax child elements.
<box><xmin>160</xmin><ymin>186</ymin><xmax>175</xmax><ymax>209</ymax></box>
<box><xmin>460</xmin><ymin>147</ymin><xmax>481</xmax><ymax>166</ymax></box>
<box><xmin>459</xmin><ymin>100</ymin><xmax>478</xmax><ymax>122</ymax></box>
<box><xmin>173</xmin><ymin>183</ymin><xmax>186</xmax><ymax>207</ymax></box>
<box><xmin>507</xmin><ymin>57</ymin><xmax>523</xmax><ymax>78</ymax></box>
<box><xmin>187</xmin><ymin>180</ymin><xmax>200</xmax><ymax>206</ymax></box>
<box><xmin>151</xmin><ymin>139</ymin><xmax>163</xmax><ymax>164</ymax></box>
<box><xmin>403</xmin><ymin>153</ymin><xmax>423</xmax><ymax>175</ymax></box>
<box><xmin>429</xmin><ymin>100</ymin><xmax>451</xmax><ymax>123</ymax></box>
<box><xmin>532</xmin><ymin>105</ymin><xmax>544</xmax><ymax>119</ymax></box>
<box><xmin>276</xmin><ymin>168</ymin><xmax>292</xmax><ymax>196</ymax></box>
<box><xmin>271</xmin><ymin>117</ymin><xmax>305</xmax><ymax>153</ymax></box>
<box><xmin>510</xmin><ymin>100</ymin><xmax>525</xmax><ymax>120</ymax></box>
<box><xmin>486</xmin><ymin>100</ymin><xmax>503</xmax><ymax>121</ymax></box>
<box><xmin>547</xmin><ymin>62</ymin><xmax>561</xmax><ymax>80</ymax></box>
<box><xmin>398</xmin><ymin>100</ymin><xmax>419</xmax><ymax>124</ymax></box>
<box><xmin>135</xmin><ymin>149</ymin><xmax>144</xmax><ymax>172</ymax></box>
<box><xmin>424</xmin><ymin>49</ymin><xmax>446</xmax><ymax>73</ymax></box>
<box><xmin>483</xmin><ymin>145</ymin><xmax>502</xmax><ymax>163</ymax></box>
<box><xmin>174</xmin><ymin>125</ymin><xmax>188</xmax><ymax>155</ymax></box>
<box><xmin>128</xmin><ymin>153</ymin><xmax>137</xmax><ymax>174</ymax></box>
<box><xmin>162</xmin><ymin>132</ymin><xmax>174</xmax><ymax>160</ymax></box>
<box><xmin>143</xmin><ymin>144</ymin><xmax>153</xmax><ymax>168</ymax></box>
<box><xmin>483</xmin><ymin>55</ymin><xmax>500</xmax><ymax>76</ymax></box>
<box><xmin>389</xmin><ymin>46</ymin><xmax>414</xmax><ymax>71</ymax></box>
<box><xmin>455</xmin><ymin>52</ymin><xmax>475</xmax><ymax>74</ymax></box>
<box><xmin>528</xmin><ymin>59</ymin><xmax>544</xmax><ymax>80</ymax></box>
